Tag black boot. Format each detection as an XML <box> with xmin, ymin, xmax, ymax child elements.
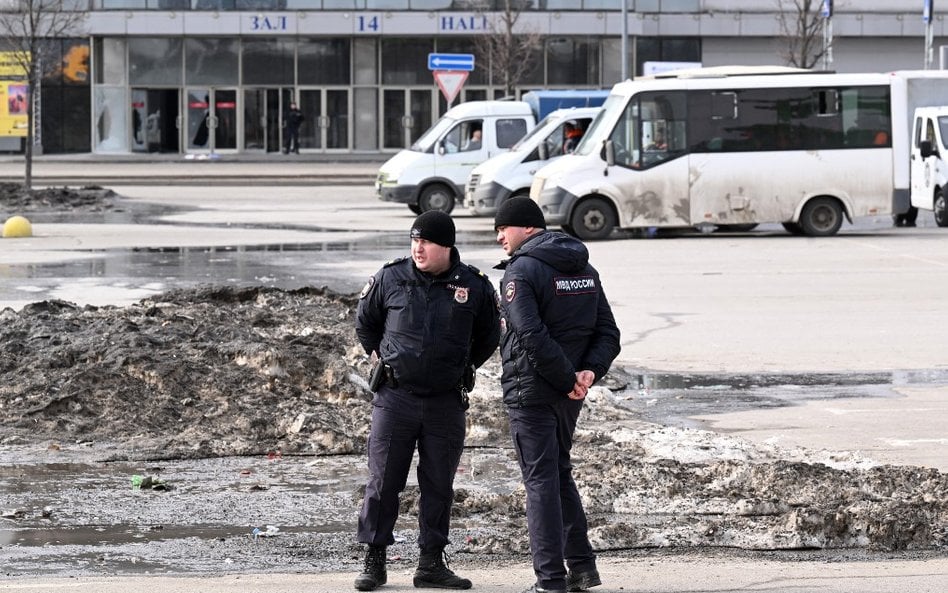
<box><xmin>354</xmin><ymin>544</ymin><xmax>387</xmax><ymax>591</ymax></box>
<box><xmin>413</xmin><ymin>548</ymin><xmax>472</xmax><ymax>589</ymax></box>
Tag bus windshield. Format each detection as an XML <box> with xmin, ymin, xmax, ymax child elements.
<box><xmin>938</xmin><ymin>117</ymin><xmax>948</xmax><ymax>148</ymax></box>
<box><xmin>574</xmin><ymin>94</ymin><xmax>624</xmax><ymax>156</ymax></box>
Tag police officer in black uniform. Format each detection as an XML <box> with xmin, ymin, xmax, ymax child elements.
<box><xmin>493</xmin><ymin>198</ymin><xmax>621</xmax><ymax>593</ymax></box>
<box><xmin>354</xmin><ymin>211</ymin><xmax>500</xmax><ymax>591</ymax></box>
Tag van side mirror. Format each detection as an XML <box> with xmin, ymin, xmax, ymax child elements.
<box><xmin>538</xmin><ymin>141</ymin><xmax>549</xmax><ymax>161</ymax></box>
<box><xmin>920</xmin><ymin>140</ymin><xmax>936</xmax><ymax>159</ymax></box>
<box><xmin>604</xmin><ymin>139</ymin><xmax>615</xmax><ymax>166</ymax></box>
<box><xmin>437</xmin><ymin>141</ymin><xmax>446</xmax><ymax>156</ymax></box>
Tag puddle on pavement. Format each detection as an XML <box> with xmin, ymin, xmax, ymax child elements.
<box><xmin>613</xmin><ymin>369</ymin><xmax>948</xmax><ymax>430</ymax></box>
<box><xmin>0</xmin><ymin>231</ymin><xmax>497</xmax><ymax>308</ymax></box>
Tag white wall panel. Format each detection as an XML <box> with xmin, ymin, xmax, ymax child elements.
<box><xmin>126</xmin><ymin>13</ymin><xmax>184</xmax><ymax>34</ymax></box>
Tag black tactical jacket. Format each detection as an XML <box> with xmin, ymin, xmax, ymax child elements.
<box><xmin>356</xmin><ymin>249</ymin><xmax>500</xmax><ymax>396</ymax></box>
<box><xmin>495</xmin><ymin>231</ymin><xmax>621</xmax><ymax>408</ymax></box>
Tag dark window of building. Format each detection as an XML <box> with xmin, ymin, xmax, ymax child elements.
<box><xmin>41</xmin><ymin>85</ymin><xmax>91</xmax><ymax>153</ymax></box>
<box><xmin>519</xmin><ymin>45</ymin><xmax>545</xmax><ymax>87</ymax></box>
<box><xmin>546</xmin><ymin>37</ymin><xmax>599</xmax><ymax>86</ymax></box>
<box><xmin>298</xmin><ymin>39</ymin><xmax>351</xmax><ymax>85</ymax></box>
<box><xmin>185</xmin><ymin>38</ymin><xmax>239</xmax><ymax>86</ymax></box>
<box><xmin>381</xmin><ymin>39</ymin><xmax>433</xmax><ymax>85</ymax></box>
<box><xmin>635</xmin><ymin>37</ymin><xmax>701</xmax><ymax>77</ymax></box>
<box><xmin>192</xmin><ymin>1</ymin><xmax>237</xmax><ymax>7</ymax></box>
<box><xmin>235</xmin><ymin>0</ymin><xmax>288</xmax><ymax>8</ymax></box>
<box><xmin>40</xmin><ymin>39</ymin><xmax>91</xmax><ymax>154</ymax></box>
<box><xmin>42</xmin><ymin>39</ymin><xmax>91</xmax><ymax>86</ymax></box>
<box><xmin>129</xmin><ymin>38</ymin><xmax>183</xmax><ymax>85</ymax></box>
<box><xmin>242</xmin><ymin>39</ymin><xmax>295</xmax><ymax>85</ymax></box>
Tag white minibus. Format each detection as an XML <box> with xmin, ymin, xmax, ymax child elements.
<box><xmin>532</xmin><ymin>68</ymin><xmax>948</xmax><ymax>239</ymax></box>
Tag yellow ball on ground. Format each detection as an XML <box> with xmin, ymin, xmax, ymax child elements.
<box><xmin>2</xmin><ymin>215</ymin><xmax>33</xmax><ymax>238</ymax></box>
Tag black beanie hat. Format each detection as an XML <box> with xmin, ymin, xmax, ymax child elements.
<box><xmin>494</xmin><ymin>196</ymin><xmax>547</xmax><ymax>230</ymax></box>
<box><xmin>410</xmin><ymin>210</ymin><xmax>456</xmax><ymax>247</ymax></box>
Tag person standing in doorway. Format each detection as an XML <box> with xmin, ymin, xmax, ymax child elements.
<box><xmin>493</xmin><ymin>197</ymin><xmax>621</xmax><ymax>593</ymax></box>
<box><xmin>354</xmin><ymin>211</ymin><xmax>501</xmax><ymax>591</ymax></box>
<box><xmin>283</xmin><ymin>101</ymin><xmax>304</xmax><ymax>154</ymax></box>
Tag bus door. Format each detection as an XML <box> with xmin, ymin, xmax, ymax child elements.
<box><xmin>911</xmin><ymin>114</ymin><xmax>936</xmax><ymax>206</ymax></box>
<box><xmin>686</xmin><ymin>89</ymin><xmax>784</xmax><ymax>225</ymax></box>
<box><xmin>610</xmin><ymin>92</ymin><xmax>691</xmax><ymax>228</ymax></box>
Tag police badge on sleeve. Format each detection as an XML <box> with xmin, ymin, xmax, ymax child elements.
<box><xmin>360</xmin><ymin>276</ymin><xmax>375</xmax><ymax>299</ymax></box>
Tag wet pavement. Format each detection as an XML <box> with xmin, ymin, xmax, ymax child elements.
<box><xmin>1</xmin><ymin>160</ymin><xmax>948</xmax><ymax>591</ymax></box>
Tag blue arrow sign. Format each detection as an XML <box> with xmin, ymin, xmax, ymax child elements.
<box><xmin>428</xmin><ymin>53</ymin><xmax>475</xmax><ymax>71</ymax></box>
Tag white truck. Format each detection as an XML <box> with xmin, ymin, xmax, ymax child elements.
<box><xmin>374</xmin><ymin>90</ymin><xmax>608</xmax><ymax>214</ymax></box>
<box><xmin>464</xmin><ymin>106</ymin><xmax>602</xmax><ymax>217</ymax></box>
<box><xmin>908</xmin><ymin>105</ymin><xmax>948</xmax><ymax>226</ymax></box>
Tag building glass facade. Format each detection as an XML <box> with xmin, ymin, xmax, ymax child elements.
<box><xmin>8</xmin><ymin>1</ymin><xmax>942</xmax><ymax>154</ymax></box>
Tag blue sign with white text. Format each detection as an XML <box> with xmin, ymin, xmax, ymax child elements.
<box><xmin>427</xmin><ymin>53</ymin><xmax>475</xmax><ymax>71</ymax></box>
<box><xmin>924</xmin><ymin>0</ymin><xmax>934</xmax><ymax>23</ymax></box>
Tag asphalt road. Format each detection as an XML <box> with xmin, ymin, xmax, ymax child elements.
<box><xmin>1</xmin><ymin>159</ymin><xmax>947</xmax><ymax>592</ymax></box>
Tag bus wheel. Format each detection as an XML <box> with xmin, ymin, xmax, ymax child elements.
<box><xmin>408</xmin><ymin>204</ymin><xmax>422</xmax><ymax>214</ymax></box>
<box><xmin>418</xmin><ymin>184</ymin><xmax>455</xmax><ymax>214</ymax></box>
<box><xmin>934</xmin><ymin>190</ymin><xmax>948</xmax><ymax>227</ymax></box>
<box><xmin>799</xmin><ymin>198</ymin><xmax>843</xmax><ymax>236</ymax></box>
<box><xmin>571</xmin><ymin>198</ymin><xmax>616</xmax><ymax>241</ymax></box>
<box><xmin>782</xmin><ymin>222</ymin><xmax>804</xmax><ymax>235</ymax></box>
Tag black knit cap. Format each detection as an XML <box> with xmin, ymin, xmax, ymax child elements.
<box><xmin>410</xmin><ymin>210</ymin><xmax>455</xmax><ymax>247</ymax></box>
<box><xmin>494</xmin><ymin>196</ymin><xmax>547</xmax><ymax>230</ymax></box>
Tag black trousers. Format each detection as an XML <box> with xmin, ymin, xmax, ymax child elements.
<box><xmin>284</xmin><ymin>128</ymin><xmax>300</xmax><ymax>153</ymax></box>
<box><xmin>508</xmin><ymin>399</ymin><xmax>596</xmax><ymax>591</ymax></box>
<box><xmin>357</xmin><ymin>385</ymin><xmax>466</xmax><ymax>552</ymax></box>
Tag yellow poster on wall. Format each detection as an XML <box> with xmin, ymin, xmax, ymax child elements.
<box><xmin>0</xmin><ymin>82</ymin><xmax>29</xmax><ymax>137</ymax></box>
<box><xmin>0</xmin><ymin>51</ymin><xmax>28</xmax><ymax>78</ymax></box>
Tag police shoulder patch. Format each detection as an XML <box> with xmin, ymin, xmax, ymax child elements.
<box><xmin>464</xmin><ymin>262</ymin><xmax>494</xmax><ymax>288</ymax></box>
<box><xmin>359</xmin><ymin>275</ymin><xmax>376</xmax><ymax>299</ymax></box>
<box><xmin>383</xmin><ymin>256</ymin><xmax>410</xmax><ymax>268</ymax></box>
<box><xmin>504</xmin><ymin>280</ymin><xmax>516</xmax><ymax>303</ymax></box>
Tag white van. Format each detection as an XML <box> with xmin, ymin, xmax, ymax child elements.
<box><xmin>375</xmin><ymin>90</ymin><xmax>609</xmax><ymax>214</ymax></box>
<box><xmin>909</xmin><ymin>106</ymin><xmax>948</xmax><ymax>226</ymax></box>
<box><xmin>464</xmin><ymin>107</ymin><xmax>601</xmax><ymax>217</ymax></box>
<box><xmin>374</xmin><ymin>101</ymin><xmax>534</xmax><ymax>214</ymax></box>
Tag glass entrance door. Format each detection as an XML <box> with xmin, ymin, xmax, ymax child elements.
<box><xmin>244</xmin><ymin>87</ymin><xmax>294</xmax><ymax>152</ymax></box>
<box><xmin>131</xmin><ymin>89</ymin><xmax>180</xmax><ymax>153</ymax></box>
<box><xmin>186</xmin><ymin>88</ymin><xmax>237</xmax><ymax>153</ymax></box>
<box><xmin>299</xmin><ymin>88</ymin><xmax>350</xmax><ymax>151</ymax></box>
<box><xmin>382</xmin><ymin>88</ymin><xmax>435</xmax><ymax>150</ymax></box>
